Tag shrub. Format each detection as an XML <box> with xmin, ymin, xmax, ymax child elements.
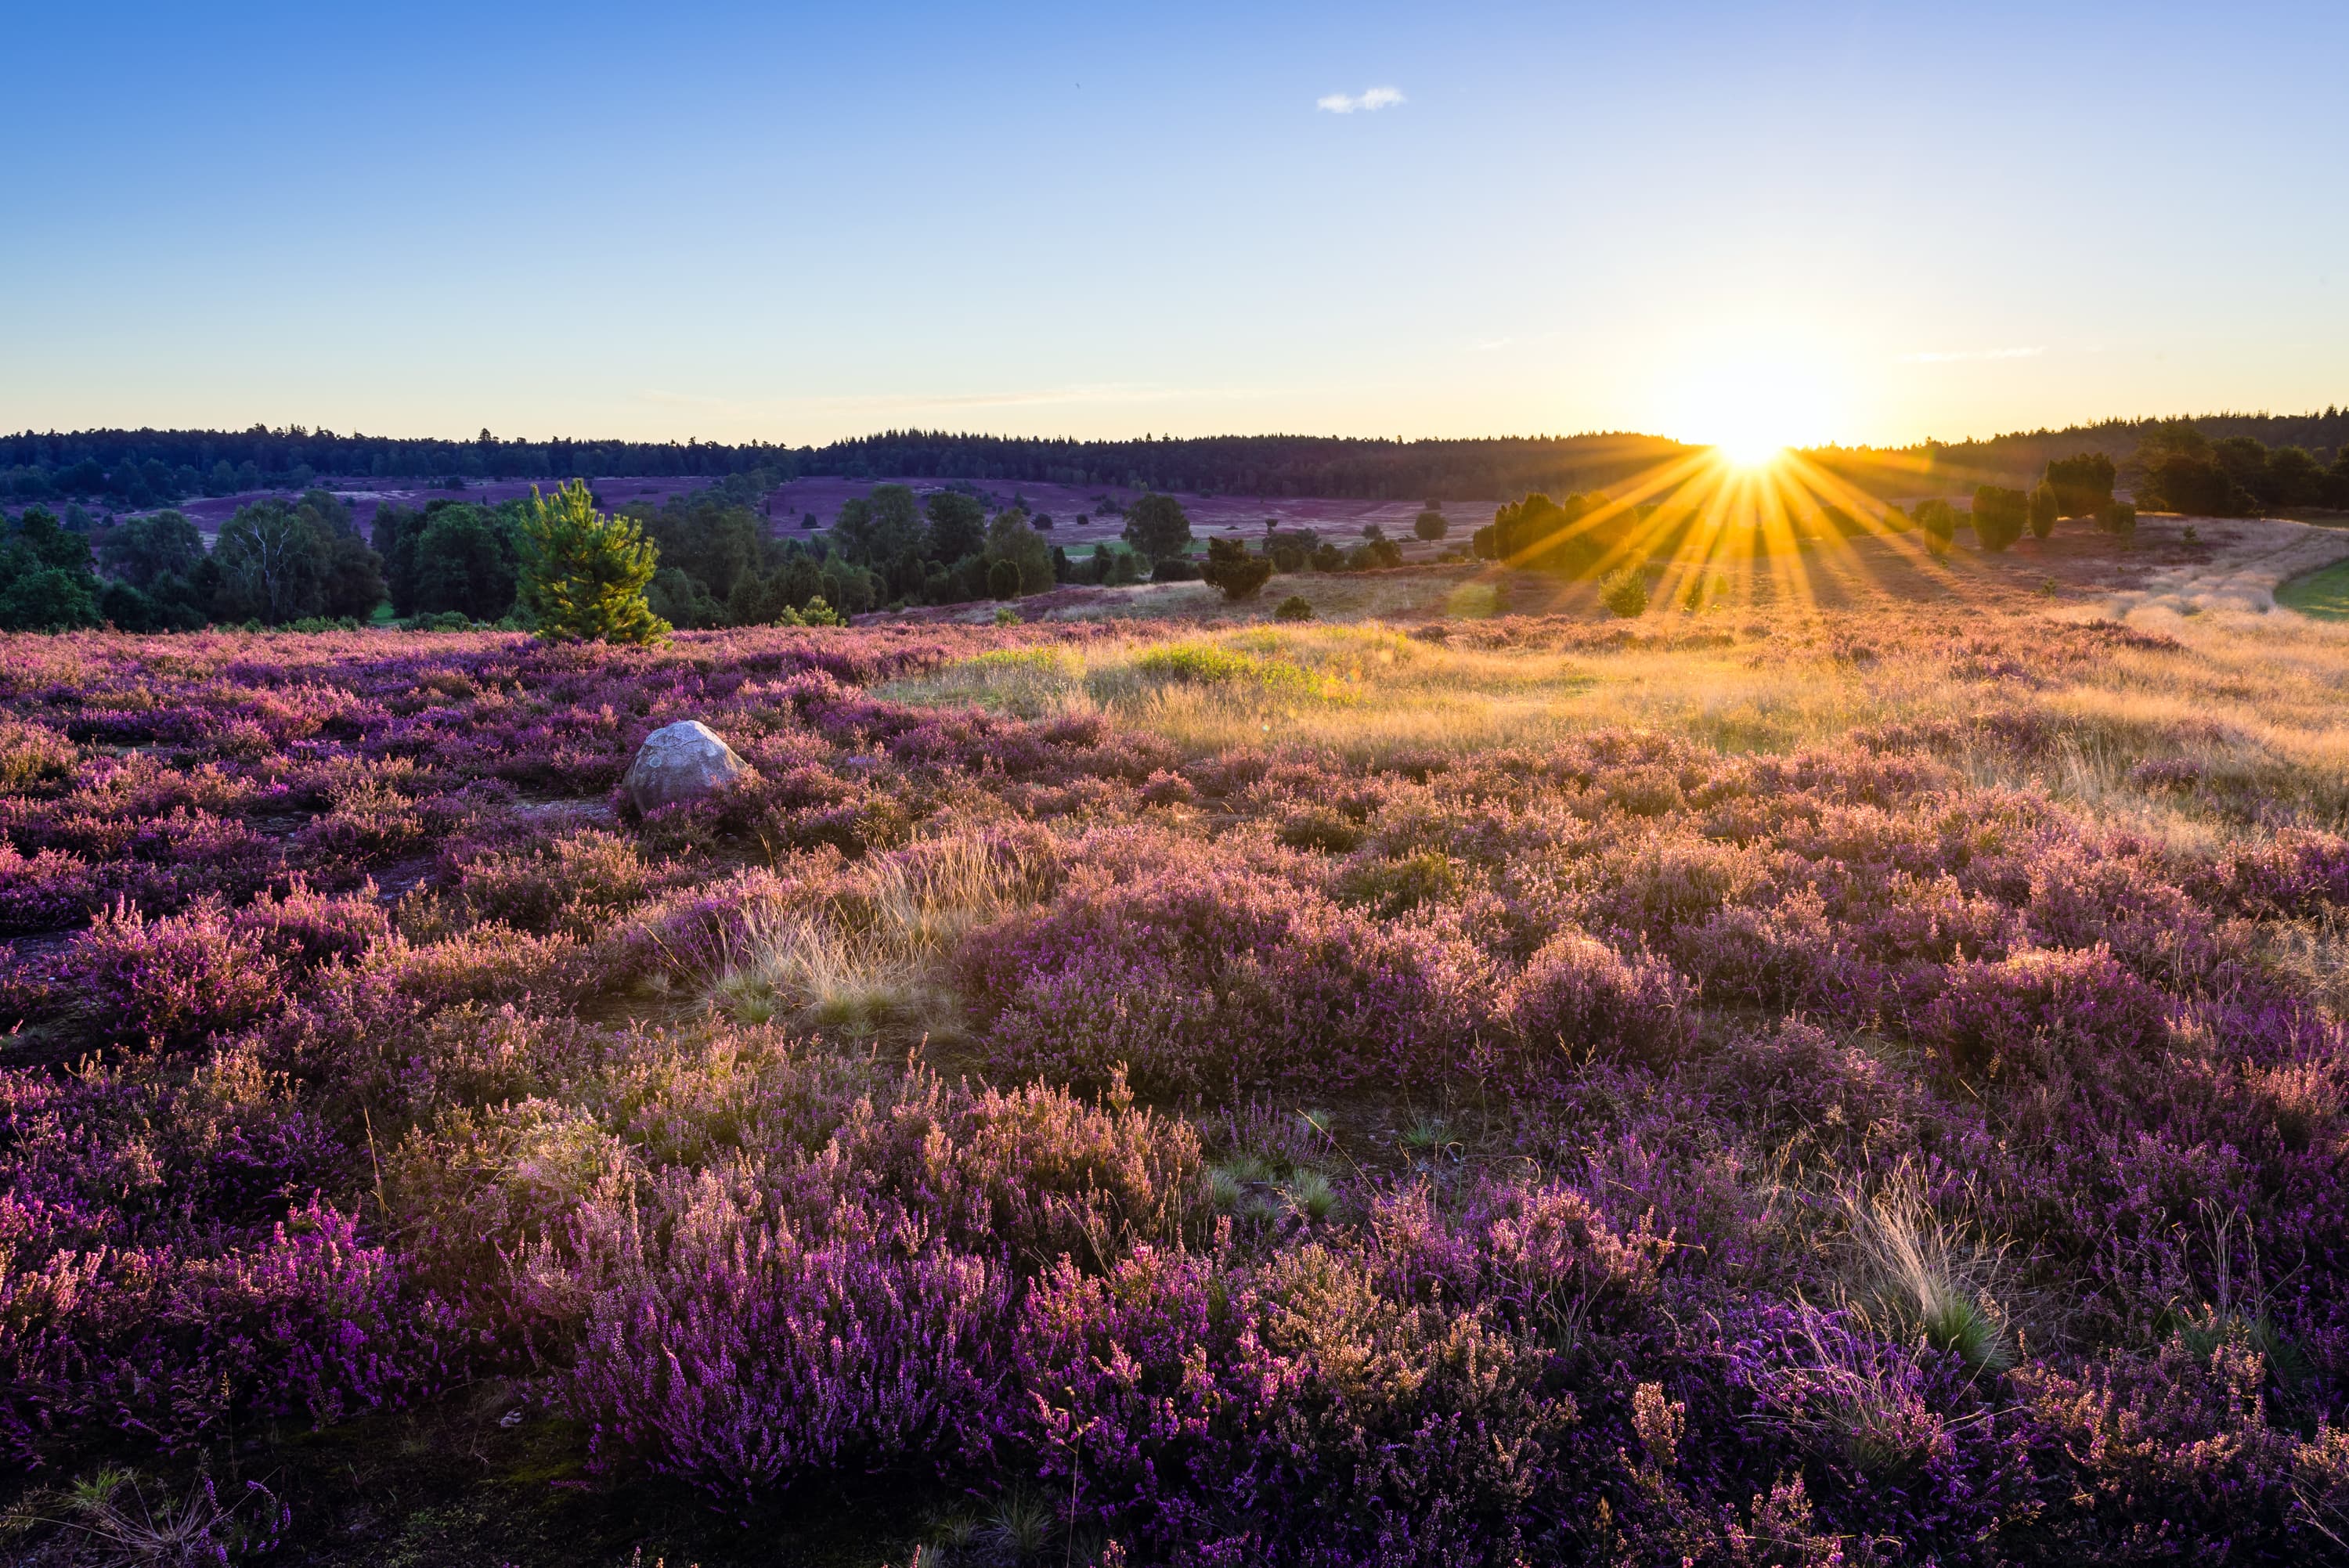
<box><xmin>2098</xmin><ymin>499</ymin><xmax>2137</xmax><ymax>540</ymax></box>
<box><xmin>1500</xmin><ymin>929</ymin><xmax>1692</xmax><ymax>1070</ymax></box>
<box><xmin>517</xmin><ymin>480</ymin><xmax>669</xmax><ymax>643</ymax></box>
<box><xmin>1200</xmin><ymin>537</ymin><xmax>1273</xmax><ymax>601</ymax></box>
<box><xmin>1921</xmin><ymin>946</ymin><xmax>2172</xmax><ymax>1083</ymax></box>
<box><xmin>1600</xmin><ymin>565</ymin><xmax>1649</xmax><ymax>618</ymax></box>
<box><xmin>1914</xmin><ymin>498</ymin><xmax>1958</xmax><ymax>555</ymax></box>
<box><xmin>987</xmin><ymin>558</ymin><xmax>1019</xmax><ymax>600</ymax></box>
<box><xmin>2028</xmin><ymin>482</ymin><xmax>2060</xmax><ymax>539</ymax></box>
<box><xmin>1149</xmin><ymin>556</ymin><xmax>1200</xmax><ymax>582</ymax></box>
<box><xmin>1274</xmin><ymin>593</ymin><xmax>1312</xmax><ymax>621</ymax></box>
<box><xmin>71</xmin><ymin>898</ymin><xmax>290</xmax><ymax>1048</ymax></box>
<box><xmin>1971</xmin><ymin>486</ymin><xmax>2029</xmax><ymax>552</ymax></box>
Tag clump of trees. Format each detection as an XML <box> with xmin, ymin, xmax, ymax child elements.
<box><xmin>823</xmin><ymin>484</ymin><xmax>1061</xmax><ymax>609</ymax></box>
<box><xmin>211</xmin><ymin>491</ymin><xmax>385</xmax><ymax>625</ymax></box>
<box><xmin>96</xmin><ymin>510</ymin><xmax>210</xmax><ymax>630</ymax></box>
<box><xmin>0</xmin><ymin>508</ymin><xmax>103</xmax><ymax>630</ymax></box>
<box><xmin>1470</xmin><ymin>492</ymin><xmax>1657</xmax><ymax>575</ymax></box>
<box><xmin>12</xmin><ymin>491</ymin><xmax>387</xmax><ymax>632</ymax></box>
<box><xmin>374</xmin><ymin>499</ymin><xmax>523</xmax><ymax>622</ymax></box>
<box><xmin>2129</xmin><ymin>424</ymin><xmax>2349</xmax><ymax>515</ymax></box>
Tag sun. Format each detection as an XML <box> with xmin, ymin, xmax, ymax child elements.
<box><xmin>1713</xmin><ymin>431</ymin><xmax>1788</xmax><ymax>470</ymax></box>
<box><xmin>1665</xmin><ymin>351</ymin><xmax>1844</xmax><ymax>470</ymax></box>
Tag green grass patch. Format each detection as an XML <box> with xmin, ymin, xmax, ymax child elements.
<box><xmin>1131</xmin><ymin>640</ymin><xmax>1336</xmax><ymax>697</ymax></box>
<box><xmin>952</xmin><ymin>647</ymin><xmax>1080</xmax><ymax>676</ymax></box>
<box><xmin>2279</xmin><ymin>559</ymin><xmax>2349</xmax><ymax>619</ymax></box>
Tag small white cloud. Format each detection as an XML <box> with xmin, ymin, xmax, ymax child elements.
<box><xmin>1317</xmin><ymin>85</ymin><xmax>1405</xmax><ymax>114</ymax></box>
<box><xmin>1897</xmin><ymin>346</ymin><xmax>2047</xmax><ymax>364</ymax></box>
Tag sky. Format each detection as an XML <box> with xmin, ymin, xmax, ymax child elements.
<box><xmin>5</xmin><ymin>1</ymin><xmax>2344</xmax><ymax>451</ymax></box>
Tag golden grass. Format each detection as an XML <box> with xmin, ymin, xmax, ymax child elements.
<box><xmin>883</xmin><ymin>594</ymin><xmax>2349</xmax><ymax>838</ymax></box>
<box><xmin>707</xmin><ymin>835</ymin><xmax>1052</xmax><ymax>1040</ymax></box>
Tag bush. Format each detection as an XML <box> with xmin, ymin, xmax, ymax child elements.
<box><xmin>987</xmin><ymin>558</ymin><xmax>1020</xmax><ymax>600</ymax></box>
<box><xmin>1413</xmin><ymin>509</ymin><xmax>1449</xmax><ymax>541</ymax></box>
<box><xmin>2028</xmin><ymin>482</ymin><xmax>2059</xmax><ymax>539</ymax></box>
<box><xmin>1914</xmin><ymin>498</ymin><xmax>1958</xmax><ymax>555</ymax></box>
<box><xmin>1971</xmin><ymin>485</ymin><xmax>2029</xmax><ymax>552</ymax></box>
<box><xmin>2098</xmin><ymin>500</ymin><xmax>2138</xmax><ymax>540</ymax></box>
<box><xmin>1274</xmin><ymin>594</ymin><xmax>1312</xmax><ymax>621</ymax></box>
<box><xmin>1501</xmin><ymin>930</ymin><xmax>1692</xmax><ymax>1070</ymax></box>
<box><xmin>1599</xmin><ymin>565</ymin><xmax>1649</xmax><ymax>617</ymax></box>
<box><xmin>1150</xmin><ymin>556</ymin><xmax>1200</xmax><ymax>582</ymax></box>
<box><xmin>518</xmin><ymin>481</ymin><xmax>668</xmax><ymax>643</ymax></box>
<box><xmin>1200</xmin><ymin>537</ymin><xmax>1273</xmax><ymax>600</ymax></box>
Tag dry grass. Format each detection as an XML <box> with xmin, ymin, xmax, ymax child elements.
<box><xmin>886</xmin><ymin>592</ymin><xmax>2349</xmax><ymax>840</ymax></box>
<box><xmin>708</xmin><ymin>835</ymin><xmax>1053</xmax><ymax>1040</ymax></box>
<box><xmin>1835</xmin><ymin>1166</ymin><xmax>2015</xmax><ymax>1373</ymax></box>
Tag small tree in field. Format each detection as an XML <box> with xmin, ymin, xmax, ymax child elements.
<box><xmin>1600</xmin><ymin>566</ymin><xmax>1649</xmax><ymax>618</ymax></box>
<box><xmin>1123</xmin><ymin>492</ymin><xmax>1193</xmax><ymax>563</ymax></box>
<box><xmin>1414</xmin><ymin>509</ymin><xmax>1449</xmax><ymax>542</ymax></box>
<box><xmin>518</xmin><ymin>480</ymin><xmax>669</xmax><ymax>643</ymax></box>
<box><xmin>2028</xmin><ymin>483</ymin><xmax>2060</xmax><ymax>539</ymax></box>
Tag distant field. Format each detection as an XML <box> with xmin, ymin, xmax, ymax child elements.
<box><xmin>150</xmin><ymin>474</ymin><xmax>1492</xmax><ymax>558</ymax></box>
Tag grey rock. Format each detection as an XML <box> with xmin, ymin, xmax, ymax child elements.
<box><xmin>623</xmin><ymin>720</ymin><xmax>748</xmax><ymax>813</ymax></box>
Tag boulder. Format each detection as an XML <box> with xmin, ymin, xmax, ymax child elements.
<box><xmin>623</xmin><ymin>720</ymin><xmax>748</xmax><ymax>813</ymax></box>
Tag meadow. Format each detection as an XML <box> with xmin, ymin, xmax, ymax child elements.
<box><xmin>5</xmin><ymin>562</ymin><xmax>2349</xmax><ymax>1563</ymax></box>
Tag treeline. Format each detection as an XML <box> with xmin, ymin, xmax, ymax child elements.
<box><xmin>7</xmin><ymin>409</ymin><xmax>2344</xmax><ymax>517</ymax></box>
<box><xmin>806</xmin><ymin>431</ymin><xmax>1690</xmax><ymax>502</ymax></box>
<box><xmin>0</xmin><ymin>427</ymin><xmax>1687</xmax><ymax>509</ymax></box>
<box><xmin>1811</xmin><ymin>409</ymin><xmax>2349</xmax><ymax>499</ymax></box>
<box><xmin>0</xmin><ymin>427</ymin><xmax>797</xmax><ymax>510</ymax></box>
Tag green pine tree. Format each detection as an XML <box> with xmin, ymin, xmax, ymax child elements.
<box><xmin>517</xmin><ymin>480</ymin><xmax>669</xmax><ymax>643</ymax></box>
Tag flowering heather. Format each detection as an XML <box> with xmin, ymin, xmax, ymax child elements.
<box><xmin>2</xmin><ymin>603</ymin><xmax>2348</xmax><ymax>1562</ymax></box>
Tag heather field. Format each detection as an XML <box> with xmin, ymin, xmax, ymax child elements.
<box><xmin>8</xmin><ymin>572</ymin><xmax>2349</xmax><ymax>1563</ymax></box>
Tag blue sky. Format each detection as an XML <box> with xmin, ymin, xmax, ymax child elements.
<box><xmin>5</xmin><ymin>1</ymin><xmax>2344</xmax><ymax>447</ymax></box>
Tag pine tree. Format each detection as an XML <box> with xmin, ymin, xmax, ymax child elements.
<box><xmin>517</xmin><ymin>480</ymin><xmax>669</xmax><ymax>643</ymax></box>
